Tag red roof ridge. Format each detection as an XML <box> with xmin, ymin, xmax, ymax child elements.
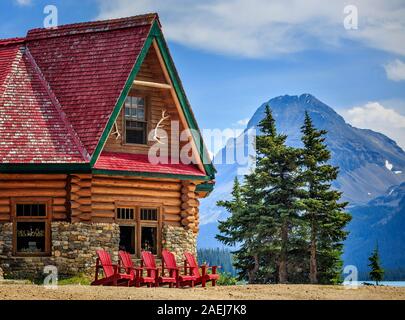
<box><xmin>0</xmin><ymin>37</ymin><xmax>26</xmax><ymax>46</ymax></box>
<box><xmin>24</xmin><ymin>47</ymin><xmax>91</xmax><ymax>162</ymax></box>
<box><xmin>26</xmin><ymin>13</ymin><xmax>159</xmax><ymax>41</ymax></box>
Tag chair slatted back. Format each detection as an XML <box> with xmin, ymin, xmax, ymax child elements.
<box><xmin>97</xmin><ymin>250</ymin><xmax>115</xmax><ymax>278</ymax></box>
<box><xmin>162</xmin><ymin>250</ymin><xmax>178</xmax><ymax>277</ymax></box>
<box><xmin>119</xmin><ymin>251</ymin><xmax>135</xmax><ymax>277</ymax></box>
<box><xmin>141</xmin><ymin>251</ymin><xmax>157</xmax><ymax>278</ymax></box>
<box><xmin>184</xmin><ymin>252</ymin><xmax>200</xmax><ymax>278</ymax></box>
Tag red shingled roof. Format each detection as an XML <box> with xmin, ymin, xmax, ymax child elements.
<box><xmin>94</xmin><ymin>152</ymin><xmax>206</xmax><ymax>177</ymax></box>
<box><xmin>26</xmin><ymin>15</ymin><xmax>155</xmax><ymax>156</ymax></box>
<box><xmin>0</xmin><ymin>39</ymin><xmax>24</xmax><ymax>98</ymax></box>
<box><xmin>0</xmin><ymin>14</ymin><xmax>156</xmax><ymax>165</ymax></box>
<box><xmin>0</xmin><ymin>14</ymin><xmax>210</xmax><ymax>178</ymax></box>
<box><xmin>0</xmin><ymin>48</ymin><xmax>84</xmax><ymax>163</ymax></box>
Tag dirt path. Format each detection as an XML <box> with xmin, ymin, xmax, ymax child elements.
<box><xmin>0</xmin><ymin>284</ymin><xmax>404</xmax><ymax>300</ymax></box>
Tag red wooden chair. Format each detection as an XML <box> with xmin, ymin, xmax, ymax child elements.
<box><xmin>162</xmin><ymin>250</ymin><xmax>196</xmax><ymax>288</ymax></box>
<box><xmin>141</xmin><ymin>251</ymin><xmax>177</xmax><ymax>288</ymax></box>
<box><xmin>184</xmin><ymin>252</ymin><xmax>221</xmax><ymax>287</ymax></box>
<box><xmin>119</xmin><ymin>250</ymin><xmax>156</xmax><ymax>288</ymax></box>
<box><xmin>91</xmin><ymin>250</ymin><xmax>132</xmax><ymax>286</ymax></box>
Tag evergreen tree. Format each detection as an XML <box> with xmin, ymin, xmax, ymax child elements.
<box><xmin>216</xmin><ymin>177</ymin><xmax>264</xmax><ymax>283</ymax></box>
<box><xmin>300</xmin><ymin>112</ymin><xmax>351</xmax><ymax>284</ymax></box>
<box><xmin>254</xmin><ymin>106</ymin><xmax>303</xmax><ymax>283</ymax></box>
<box><xmin>368</xmin><ymin>244</ymin><xmax>384</xmax><ymax>285</ymax></box>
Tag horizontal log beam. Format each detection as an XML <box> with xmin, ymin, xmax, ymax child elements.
<box><xmin>0</xmin><ymin>189</ymin><xmax>66</xmax><ymax>197</ymax></box>
<box><xmin>134</xmin><ymin>80</ymin><xmax>172</xmax><ymax>90</ymax></box>
<box><xmin>0</xmin><ymin>181</ymin><xmax>66</xmax><ymax>189</ymax></box>
<box><xmin>0</xmin><ymin>174</ymin><xmax>67</xmax><ymax>181</ymax></box>
<box><xmin>92</xmin><ymin>195</ymin><xmax>181</xmax><ymax>207</ymax></box>
<box><xmin>92</xmin><ymin>186</ymin><xmax>180</xmax><ymax>198</ymax></box>
<box><xmin>92</xmin><ymin>178</ymin><xmax>180</xmax><ymax>191</ymax></box>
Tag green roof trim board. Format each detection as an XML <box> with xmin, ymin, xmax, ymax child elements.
<box><xmin>92</xmin><ymin>169</ymin><xmax>212</xmax><ymax>181</ymax></box>
<box><xmin>0</xmin><ymin>163</ymin><xmax>91</xmax><ymax>173</ymax></box>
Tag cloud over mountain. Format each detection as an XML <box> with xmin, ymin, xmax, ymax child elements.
<box><xmin>96</xmin><ymin>0</ymin><xmax>405</xmax><ymax>58</ymax></box>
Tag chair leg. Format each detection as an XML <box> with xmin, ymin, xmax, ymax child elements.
<box><xmin>191</xmin><ymin>280</ymin><xmax>194</xmax><ymax>288</ymax></box>
<box><xmin>212</xmin><ymin>280</ymin><xmax>216</xmax><ymax>287</ymax></box>
<box><xmin>202</xmin><ymin>278</ymin><xmax>206</xmax><ymax>288</ymax></box>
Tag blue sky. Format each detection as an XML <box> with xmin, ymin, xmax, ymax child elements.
<box><xmin>1</xmin><ymin>0</ymin><xmax>404</xmax><ymax>151</ymax></box>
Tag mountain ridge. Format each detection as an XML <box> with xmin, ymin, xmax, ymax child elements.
<box><xmin>198</xmin><ymin>94</ymin><xmax>405</xmax><ymax>251</ymax></box>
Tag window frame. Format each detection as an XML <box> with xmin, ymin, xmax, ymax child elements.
<box><xmin>115</xmin><ymin>203</ymin><xmax>162</xmax><ymax>257</ymax></box>
<box><xmin>11</xmin><ymin>198</ymin><xmax>52</xmax><ymax>257</ymax></box>
<box><xmin>123</xmin><ymin>95</ymin><xmax>149</xmax><ymax>146</ymax></box>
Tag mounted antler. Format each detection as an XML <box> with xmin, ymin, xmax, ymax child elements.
<box><xmin>153</xmin><ymin>109</ymin><xmax>170</xmax><ymax>144</ymax></box>
<box><xmin>111</xmin><ymin>121</ymin><xmax>121</xmax><ymax>140</ymax></box>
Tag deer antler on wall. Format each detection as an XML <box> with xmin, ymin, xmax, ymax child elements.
<box><xmin>111</xmin><ymin>121</ymin><xmax>121</xmax><ymax>140</ymax></box>
<box><xmin>153</xmin><ymin>109</ymin><xmax>170</xmax><ymax>144</ymax></box>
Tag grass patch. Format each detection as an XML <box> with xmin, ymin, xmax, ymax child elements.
<box><xmin>58</xmin><ymin>274</ymin><xmax>92</xmax><ymax>286</ymax></box>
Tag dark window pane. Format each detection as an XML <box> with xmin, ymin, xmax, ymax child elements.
<box><xmin>117</xmin><ymin>208</ymin><xmax>134</xmax><ymax>220</ymax></box>
<box><xmin>119</xmin><ymin>226</ymin><xmax>136</xmax><ymax>255</ymax></box>
<box><xmin>16</xmin><ymin>204</ymin><xmax>46</xmax><ymax>217</ymax></box>
<box><xmin>16</xmin><ymin>222</ymin><xmax>46</xmax><ymax>253</ymax></box>
<box><xmin>126</xmin><ymin>121</ymin><xmax>147</xmax><ymax>145</ymax></box>
<box><xmin>141</xmin><ymin>226</ymin><xmax>157</xmax><ymax>254</ymax></box>
<box><xmin>141</xmin><ymin>209</ymin><xmax>158</xmax><ymax>221</ymax></box>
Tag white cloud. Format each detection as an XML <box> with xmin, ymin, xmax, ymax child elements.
<box><xmin>342</xmin><ymin>102</ymin><xmax>405</xmax><ymax>150</ymax></box>
<box><xmin>96</xmin><ymin>0</ymin><xmax>405</xmax><ymax>58</ymax></box>
<box><xmin>236</xmin><ymin>118</ymin><xmax>250</xmax><ymax>126</ymax></box>
<box><xmin>384</xmin><ymin>59</ymin><xmax>405</xmax><ymax>81</ymax></box>
<box><xmin>15</xmin><ymin>0</ymin><xmax>31</xmax><ymax>6</ymax></box>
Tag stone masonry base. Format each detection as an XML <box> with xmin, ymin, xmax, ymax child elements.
<box><xmin>0</xmin><ymin>222</ymin><xmax>197</xmax><ymax>280</ymax></box>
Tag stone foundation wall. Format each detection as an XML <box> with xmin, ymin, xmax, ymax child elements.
<box><xmin>0</xmin><ymin>222</ymin><xmax>196</xmax><ymax>280</ymax></box>
<box><xmin>162</xmin><ymin>225</ymin><xmax>197</xmax><ymax>263</ymax></box>
<box><xmin>0</xmin><ymin>222</ymin><xmax>119</xmax><ymax>280</ymax></box>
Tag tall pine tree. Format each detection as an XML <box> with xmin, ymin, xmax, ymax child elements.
<box><xmin>300</xmin><ymin>111</ymin><xmax>351</xmax><ymax>284</ymax></box>
<box><xmin>216</xmin><ymin>177</ymin><xmax>264</xmax><ymax>283</ymax></box>
<box><xmin>254</xmin><ymin>106</ymin><xmax>303</xmax><ymax>283</ymax></box>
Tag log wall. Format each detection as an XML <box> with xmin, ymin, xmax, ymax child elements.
<box><xmin>91</xmin><ymin>174</ymin><xmax>185</xmax><ymax>225</ymax></box>
<box><xmin>0</xmin><ymin>173</ymin><xmax>201</xmax><ymax>230</ymax></box>
<box><xmin>0</xmin><ymin>174</ymin><xmax>68</xmax><ymax>222</ymax></box>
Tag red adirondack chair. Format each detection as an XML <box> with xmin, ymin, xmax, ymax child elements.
<box><xmin>119</xmin><ymin>250</ymin><xmax>156</xmax><ymax>288</ymax></box>
<box><xmin>162</xmin><ymin>250</ymin><xmax>196</xmax><ymax>288</ymax></box>
<box><xmin>141</xmin><ymin>251</ymin><xmax>177</xmax><ymax>288</ymax></box>
<box><xmin>184</xmin><ymin>252</ymin><xmax>221</xmax><ymax>287</ymax></box>
<box><xmin>91</xmin><ymin>250</ymin><xmax>132</xmax><ymax>286</ymax></box>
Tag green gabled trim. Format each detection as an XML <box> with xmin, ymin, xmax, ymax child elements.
<box><xmin>90</xmin><ymin>20</ymin><xmax>216</xmax><ymax>180</ymax></box>
<box><xmin>196</xmin><ymin>182</ymin><xmax>215</xmax><ymax>195</ymax></box>
<box><xmin>90</xmin><ymin>23</ymin><xmax>157</xmax><ymax>167</ymax></box>
<box><xmin>0</xmin><ymin>163</ymin><xmax>91</xmax><ymax>174</ymax></box>
<box><xmin>92</xmin><ymin>169</ymin><xmax>211</xmax><ymax>181</ymax></box>
<box><xmin>154</xmin><ymin>29</ymin><xmax>216</xmax><ymax>179</ymax></box>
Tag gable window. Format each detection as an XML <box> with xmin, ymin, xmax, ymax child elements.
<box><xmin>124</xmin><ymin>96</ymin><xmax>147</xmax><ymax>145</ymax></box>
<box><xmin>115</xmin><ymin>205</ymin><xmax>161</xmax><ymax>257</ymax></box>
<box><xmin>12</xmin><ymin>201</ymin><xmax>51</xmax><ymax>256</ymax></box>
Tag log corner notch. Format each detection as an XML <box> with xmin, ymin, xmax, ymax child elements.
<box><xmin>180</xmin><ymin>181</ymin><xmax>200</xmax><ymax>234</ymax></box>
<box><xmin>70</xmin><ymin>174</ymin><xmax>92</xmax><ymax>223</ymax></box>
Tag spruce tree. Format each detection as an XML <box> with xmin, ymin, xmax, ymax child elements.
<box><xmin>216</xmin><ymin>177</ymin><xmax>264</xmax><ymax>283</ymax></box>
<box><xmin>300</xmin><ymin>112</ymin><xmax>351</xmax><ymax>284</ymax></box>
<box><xmin>254</xmin><ymin>106</ymin><xmax>303</xmax><ymax>283</ymax></box>
<box><xmin>368</xmin><ymin>244</ymin><xmax>384</xmax><ymax>285</ymax></box>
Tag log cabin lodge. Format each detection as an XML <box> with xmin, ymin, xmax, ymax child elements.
<box><xmin>0</xmin><ymin>14</ymin><xmax>215</xmax><ymax>279</ymax></box>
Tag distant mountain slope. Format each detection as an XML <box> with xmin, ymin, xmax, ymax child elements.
<box><xmin>198</xmin><ymin>94</ymin><xmax>405</xmax><ymax>248</ymax></box>
<box><xmin>343</xmin><ymin>182</ymin><xmax>405</xmax><ymax>276</ymax></box>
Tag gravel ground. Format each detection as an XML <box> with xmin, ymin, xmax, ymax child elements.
<box><xmin>0</xmin><ymin>284</ymin><xmax>404</xmax><ymax>300</ymax></box>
